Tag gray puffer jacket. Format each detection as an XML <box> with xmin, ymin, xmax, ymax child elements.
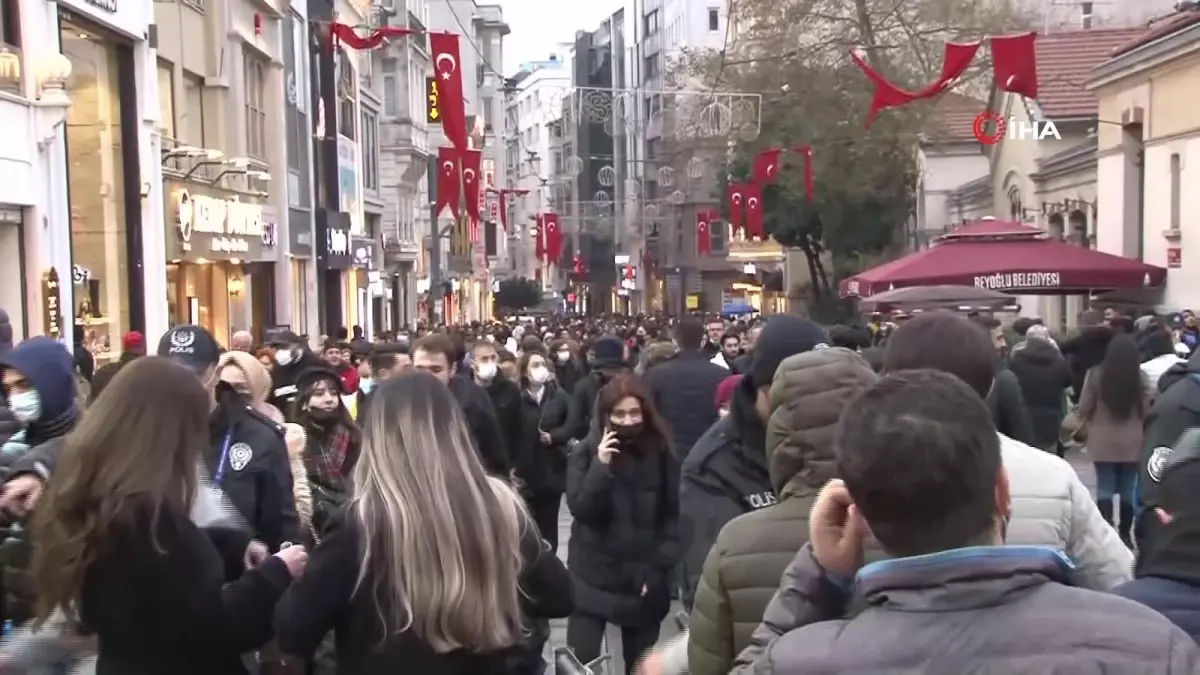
<box><xmin>742</xmin><ymin>544</ymin><xmax>1198</xmax><ymax>674</ymax></box>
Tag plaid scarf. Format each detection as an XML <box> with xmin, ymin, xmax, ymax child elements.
<box><xmin>306</xmin><ymin>422</ymin><xmax>353</xmax><ymax>494</ymax></box>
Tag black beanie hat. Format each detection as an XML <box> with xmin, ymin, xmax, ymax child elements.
<box><xmin>749</xmin><ymin>316</ymin><xmax>829</xmax><ymax>389</ymax></box>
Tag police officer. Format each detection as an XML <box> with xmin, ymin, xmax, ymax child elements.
<box><xmin>158</xmin><ymin>325</ymin><xmax>301</xmax><ymax>551</ymax></box>
<box><xmin>265</xmin><ymin>328</ymin><xmax>323</xmax><ymax>420</ymax></box>
<box><xmin>1135</xmin><ymin>350</ymin><xmax>1200</xmax><ymax>561</ymax></box>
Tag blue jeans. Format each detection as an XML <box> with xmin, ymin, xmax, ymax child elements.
<box><xmin>1094</xmin><ymin>461</ymin><xmax>1137</xmax><ymax>505</ymax></box>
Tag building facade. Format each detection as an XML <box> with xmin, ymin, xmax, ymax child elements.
<box><xmin>153</xmin><ymin>0</ymin><xmax>289</xmax><ymax>348</ymax></box>
<box><xmin>3</xmin><ymin>0</ymin><xmax>156</xmax><ymax>361</ymax></box>
<box><xmin>376</xmin><ymin>0</ymin><xmax>429</xmax><ymax>330</ymax></box>
<box><xmin>1089</xmin><ymin>12</ymin><xmax>1200</xmax><ymax>311</ymax></box>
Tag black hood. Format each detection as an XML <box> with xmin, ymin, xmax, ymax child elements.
<box><xmin>1138</xmin><ymin>510</ymin><xmax>1200</xmax><ymax>588</ymax></box>
<box><xmin>1011</xmin><ymin>338</ymin><xmax>1060</xmax><ymax>365</ymax></box>
<box><xmin>1158</xmin><ymin>348</ymin><xmax>1200</xmax><ymax>393</ymax></box>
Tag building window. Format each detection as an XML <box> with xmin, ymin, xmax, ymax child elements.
<box><xmin>182</xmin><ymin>73</ymin><xmax>206</xmax><ymax>147</ymax></box>
<box><xmin>481</xmin><ymin>95</ymin><xmax>494</xmax><ymax>131</ymax></box>
<box><xmin>362</xmin><ymin>108</ymin><xmax>379</xmax><ymax>190</ymax></box>
<box><xmin>710</xmin><ymin>219</ymin><xmax>726</xmax><ymax>252</ymax></box>
<box><xmin>157</xmin><ymin>60</ymin><xmax>175</xmax><ymax>138</ymax></box>
<box><xmin>337</xmin><ymin>49</ymin><xmax>356</xmax><ymax>139</ymax></box>
<box><xmin>382</xmin><ymin>57</ymin><xmax>397</xmax><ymax>116</ymax></box>
<box><xmin>643</xmin><ymin>54</ymin><xmax>659</xmax><ymax>79</ymax></box>
<box><xmin>708</xmin><ymin>8</ymin><xmax>720</xmax><ymax>31</ymax></box>
<box><xmin>0</xmin><ymin>1</ymin><xmax>20</xmax><ymax>94</ymax></box>
<box><xmin>1170</xmin><ymin>153</ymin><xmax>1181</xmax><ymax>231</ymax></box>
<box><xmin>243</xmin><ymin>52</ymin><xmax>268</xmax><ymax>158</ymax></box>
<box><xmin>643</xmin><ymin>9</ymin><xmax>659</xmax><ymax>34</ymax></box>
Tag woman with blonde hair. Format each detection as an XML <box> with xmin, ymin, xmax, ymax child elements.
<box><xmin>275</xmin><ymin>370</ymin><xmax>574</xmax><ymax>674</ymax></box>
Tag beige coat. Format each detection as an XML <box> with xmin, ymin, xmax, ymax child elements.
<box><xmin>1078</xmin><ymin>366</ymin><xmax>1151</xmax><ymax>464</ymax></box>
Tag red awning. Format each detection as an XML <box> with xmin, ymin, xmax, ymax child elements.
<box><xmin>839</xmin><ymin>237</ymin><xmax>1166</xmax><ymax>297</ymax></box>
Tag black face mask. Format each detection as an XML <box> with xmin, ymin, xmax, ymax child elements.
<box><xmin>215</xmin><ymin>381</ymin><xmax>250</xmax><ymax>410</ymax></box>
<box><xmin>612</xmin><ymin>422</ymin><xmax>643</xmax><ymax>439</ymax></box>
<box><xmin>309</xmin><ymin>407</ymin><xmax>341</xmax><ymax>424</ymax></box>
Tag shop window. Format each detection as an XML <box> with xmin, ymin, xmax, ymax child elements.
<box><xmin>62</xmin><ymin>19</ymin><xmax>129</xmax><ymax>367</ymax></box>
<box><xmin>362</xmin><ymin>108</ymin><xmax>379</xmax><ymax>190</ymax></box>
<box><xmin>181</xmin><ymin>73</ymin><xmax>206</xmax><ymax>147</ymax></box>
<box><xmin>244</xmin><ymin>51</ymin><xmax>268</xmax><ymax>158</ymax></box>
<box><xmin>0</xmin><ymin>0</ymin><xmax>22</xmax><ymax>94</ymax></box>
<box><xmin>157</xmin><ymin>60</ymin><xmax>175</xmax><ymax>138</ymax></box>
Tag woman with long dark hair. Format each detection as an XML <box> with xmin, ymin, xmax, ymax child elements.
<box><xmin>274</xmin><ymin>371</ymin><xmax>573</xmax><ymax>674</ymax></box>
<box><xmin>565</xmin><ymin>373</ymin><xmax>680</xmax><ymax>674</ymax></box>
<box><xmin>291</xmin><ymin>366</ymin><xmax>361</xmax><ymax>538</ymax></box>
<box><xmin>30</xmin><ymin>357</ymin><xmax>306</xmax><ymax>674</ymax></box>
<box><xmin>1079</xmin><ymin>333</ymin><xmax>1150</xmax><ymax>544</ymax></box>
<box><xmin>513</xmin><ymin>350</ymin><xmax>573</xmax><ymax>551</ymax></box>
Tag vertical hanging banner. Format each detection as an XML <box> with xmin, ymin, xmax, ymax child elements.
<box><xmin>727</xmin><ymin>184</ymin><xmax>747</xmax><ymax>237</ymax></box>
<box><xmin>752</xmin><ymin>148</ymin><xmax>783</xmax><ymax>185</ymax></box>
<box><xmin>544</xmin><ymin>213</ymin><xmax>562</xmax><ymax>264</ymax></box>
<box><xmin>429</xmin><ymin>32</ymin><xmax>469</xmax><ymax>153</ymax></box>
<box><xmin>461</xmin><ymin>148</ymin><xmax>482</xmax><ymax>229</ymax></box>
<box><xmin>435</xmin><ymin>147</ymin><xmax>460</xmax><ymax>219</ymax></box>
<box><xmin>696</xmin><ymin>212</ymin><xmax>711</xmax><ymax>256</ymax></box>
<box><xmin>744</xmin><ymin>185</ymin><xmax>765</xmax><ymax>240</ymax></box>
<box><xmin>534</xmin><ymin>213</ymin><xmax>546</xmax><ymax>261</ymax></box>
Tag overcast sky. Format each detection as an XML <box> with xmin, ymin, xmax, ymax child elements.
<box><xmin>498</xmin><ymin>0</ymin><xmax>618</xmax><ymax>75</ymax></box>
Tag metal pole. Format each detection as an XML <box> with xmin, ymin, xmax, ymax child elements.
<box><xmin>427</xmin><ymin>155</ymin><xmax>442</xmax><ymax>325</ymax></box>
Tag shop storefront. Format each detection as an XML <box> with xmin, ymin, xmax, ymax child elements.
<box><xmin>164</xmin><ymin>182</ymin><xmax>277</xmax><ymax>347</ymax></box>
<box><xmin>285</xmin><ymin>208</ymin><xmax>315</xmax><ymax>336</ymax></box>
<box><xmin>348</xmin><ymin>236</ymin><xmax>375</xmax><ymax>337</ymax></box>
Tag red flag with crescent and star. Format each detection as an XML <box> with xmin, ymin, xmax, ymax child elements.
<box><xmin>544</xmin><ymin>213</ymin><xmax>562</xmax><ymax>264</ymax></box>
<box><xmin>461</xmin><ymin>149</ymin><xmax>482</xmax><ymax>226</ymax></box>
<box><xmin>726</xmin><ymin>184</ymin><xmax>746</xmax><ymax>236</ymax></box>
<box><xmin>752</xmin><ymin>148</ymin><xmax>782</xmax><ymax>185</ymax></box>
<box><xmin>498</xmin><ymin>188</ymin><xmax>528</xmax><ymax>231</ymax></box>
<box><xmin>696</xmin><ymin>211</ymin><xmax>711</xmax><ymax>256</ymax></box>
<box><xmin>744</xmin><ymin>184</ymin><xmax>764</xmax><ymax>239</ymax></box>
<box><xmin>429</xmin><ymin>32</ymin><xmax>468</xmax><ymax>153</ymax></box>
<box><xmin>534</xmin><ymin>213</ymin><xmax>546</xmax><ymax>261</ymax></box>
<box><xmin>435</xmin><ymin>146</ymin><xmax>460</xmax><ymax>219</ymax></box>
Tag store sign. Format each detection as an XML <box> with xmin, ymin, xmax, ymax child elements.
<box><xmin>352</xmin><ymin>238</ymin><xmax>373</xmax><ymax>267</ymax></box>
<box><xmin>320</xmin><ymin>209</ymin><xmax>353</xmax><ymax>270</ymax></box>
<box><xmin>288</xmin><ymin>208</ymin><xmax>313</xmax><ymax>257</ymax></box>
<box><xmin>174</xmin><ymin>189</ymin><xmax>266</xmax><ymax>260</ymax></box>
<box><xmin>41</xmin><ymin>268</ymin><xmax>63</xmax><ymax>339</ymax></box>
<box><xmin>83</xmin><ymin>0</ymin><xmax>117</xmax><ymax>11</ymax></box>
<box><xmin>973</xmin><ymin>272</ymin><xmax>1061</xmax><ymax>290</ymax></box>
<box><xmin>426</xmin><ymin>77</ymin><xmax>440</xmax><ymax>123</ymax></box>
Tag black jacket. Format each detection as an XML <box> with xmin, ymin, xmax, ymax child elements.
<box><xmin>987</xmin><ymin>367</ymin><xmax>1039</xmax><ymax>448</ymax></box>
<box><xmin>485</xmin><ymin>376</ymin><xmax>524</xmax><ymax>474</ymax></box>
<box><xmin>678</xmin><ymin>377</ymin><xmax>772</xmax><ymax>608</ymax></box>
<box><xmin>450</xmin><ymin>376</ymin><xmax>511</xmax><ymax>476</ymax></box>
<box><xmin>731</xmin><ymin>353</ymin><xmax>752</xmax><ymax>376</ymax></box>
<box><xmin>1009</xmin><ymin>342</ymin><xmax>1072</xmax><ymax>450</ymax></box>
<box><xmin>553</xmin><ymin>358</ymin><xmax>583</xmax><ymax>394</ymax></box>
<box><xmin>1136</xmin><ymin>353</ymin><xmax>1200</xmax><ymax>557</ymax></box>
<box><xmin>514</xmin><ymin>384</ymin><xmax>573</xmax><ymax>496</ymax></box>
<box><xmin>566</xmin><ymin>426</ymin><xmax>680</xmax><ymax>627</ymax></box>
<box><xmin>275</xmin><ymin>508</ymin><xmax>573</xmax><ymax>675</ymax></box>
<box><xmin>268</xmin><ymin>350</ymin><xmax>324</xmax><ymax>420</ymax></box>
<box><xmin>1061</xmin><ymin>325</ymin><xmax>1114</xmax><ymax>401</ymax></box>
<box><xmin>564</xmin><ymin>371</ymin><xmax>620</xmax><ymax>441</ymax></box>
<box><xmin>1115</xmin><ymin>513</ymin><xmax>1200</xmax><ymax>641</ymax></box>
<box><xmin>644</xmin><ymin>350</ymin><xmax>728</xmax><ymax>460</ymax></box>
<box><xmin>81</xmin><ymin>503</ymin><xmax>292</xmax><ymax>675</ymax></box>
<box><xmin>207</xmin><ymin>404</ymin><xmax>302</xmax><ymax>551</ymax></box>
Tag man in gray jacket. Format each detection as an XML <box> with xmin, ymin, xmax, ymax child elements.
<box><xmin>744</xmin><ymin>370</ymin><xmax>1196</xmax><ymax>673</ymax></box>
<box><xmin>730</xmin><ymin>312</ymin><xmax>1134</xmax><ymax>673</ymax></box>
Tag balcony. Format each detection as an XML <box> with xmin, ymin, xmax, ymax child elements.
<box><xmin>382</xmin><ymin>117</ymin><xmax>431</xmax><ymax>158</ymax></box>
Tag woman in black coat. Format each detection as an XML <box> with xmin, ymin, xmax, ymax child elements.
<box><xmin>514</xmin><ymin>350</ymin><xmax>574</xmax><ymax>552</ymax></box>
<box><xmin>29</xmin><ymin>357</ymin><xmax>306</xmax><ymax>675</ymax></box>
<box><xmin>565</xmin><ymin>373</ymin><xmax>680</xmax><ymax>675</ymax></box>
<box><xmin>275</xmin><ymin>372</ymin><xmax>572</xmax><ymax>675</ymax></box>
<box><xmin>1009</xmin><ymin>335</ymin><xmax>1072</xmax><ymax>454</ymax></box>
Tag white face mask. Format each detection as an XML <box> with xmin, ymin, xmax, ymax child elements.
<box><xmin>275</xmin><ymin>348</ymin><xmax>296</xmax><ymax>367</ymax></box>
<box><xmin>8</xmin><ymin>391</ymin><xmax>41</xmax><ymax>424</ymax></box>
<box><xmin>485</xmin><ymin>334</ymin><xmax>496</xmax><ymax>343</ymax></box>
<box><xmin>556</xmin><ymin>351</ymin><xmax>570</xmax><ymax>363</ymax></box>
<box><xmin>476</xmin><ymin>362</ymin><xmax>498</xmax><ymax>381</ymax></box>
<box><xmin>529</xmin><ymin>366</ymin><xmax>551</xmax><ymax>384</ymax></box>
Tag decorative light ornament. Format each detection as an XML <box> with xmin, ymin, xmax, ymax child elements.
<box><xmin>0</xmin><ymin>48</ymin><xmax>21</xmax><ymax>87</ymax></box>
<box><xmin>36</xmin><ymin>52</ymin><xmax>72</xmax><ymax>105</ymax></box>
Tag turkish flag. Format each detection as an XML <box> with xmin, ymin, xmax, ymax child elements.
<box><xmin>435</xmin><ymin>147</ymin><xmax>460</xmax><ymax>219</ymax></box>
<box><xmin>498</xmin><ymin>188</ymin><xmax>528</xmax><ymax>231</ymax></box>
<box><xmin>429</xmin><ymin>32</ymin><xmax>468</xmax><ymax>153</ymax></box>
<box><xmin>534</xmin><ymin>213</ymin><xmax>545</xmax><ymax>261</ymax></box>
<box><xmin>727</xmin><ymin>184</ymin><xmax>747</xmax><ymax>236</ymax></box>
<box><xmin>696</xmin><ymin>212</ymin><xmax>711</xmax><ymax>255</ymax></box>
<box><xmin>752</xmin><ymin>148</ymin><xmax>783</xmax><ymax>185</ymax></box>
<box><xmin>544</xmin><ymin>213</ymin><xmax>562</xmax><ymax>264</ymax></box>
<box><xmin>744</xmin><ymin>184</ymin><xmax>764</xmax><ymax>239</ymax></box>
<box><xmin>991</xmin><ymin>32</ymin><xmax>1038</xmax><ymax>99</ymax></box>
<box><xmin>461</xmin><ymin>149</ymin><xmax>482</xmax><ymax>225</ymax></box>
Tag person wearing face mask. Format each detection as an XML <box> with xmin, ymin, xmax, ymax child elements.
<box><xmin>264</xmin><ymin>329</ymin><xmax>323</xmax><ymax>421</ymax></box>
<box><xmin>564</xmin><ymin>336</ymin><xmax>629</xmax><ymax>441</ymax></box>
<box><xmin>292</xmin><ymin>366</ymin><xmax>361</xmax><ymax>539</ymax></box>
<box><xmin>0</xmin><ymin>337</ymin><xmax>80</xmax><ymax>464</ymax></box>
<box><xmin>566</xmin><ymin>374</ymin><xmax>680</xmax><ymax>674</ymax></box>
<box><xmin>471</xmin><ymin>340</ymin><xmax>522</xmax><ymax>472</ymax></box>
<box><xmin>550</xmin><ymin>338</ymin><xmax>582</xmax><ymax>393</ymax></box>
<box><xmin>513</xmin><ymin>351</ymin><xmax>573</xmax><ymax>552</ymax></box>
<box><xmin>156</xmin><ymin>325</ymin><xmax>301</xmax><ymax>554</ymax></box>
